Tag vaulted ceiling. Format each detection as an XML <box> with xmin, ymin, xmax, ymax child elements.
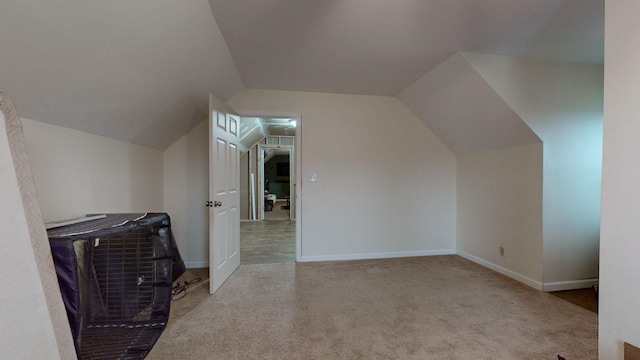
<box><xmin>0</xmin><ymin>0</ymin><xmax>603</xmax><ymax>149</ymax></box>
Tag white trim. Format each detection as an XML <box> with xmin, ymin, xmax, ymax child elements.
<box><xmin>234</xmin><ymin>109</ymin><xmax>301</xmax><ymax>120</ymax></box>
<box><xmin>297</xmin><ymin>249</ymin><xmax>456</xmax><ymax>263</ymax></box>
<box><xmin>258</xmin><ymin>144</ymin><xmax>293</xmax><ymax>221</ymax></box>
<box><xmin>185</xmin><ymin>261</ymin><xmax>209</xmax><ymax>269</ymax></box>
<box><xmin>543</xmin><ymin>278</ymin><xmax>599</xmax><ymax>292</ymax></box>
<box><xmin>295</xmin><ymin>115</ymin><xmax>301</xmax><ymax>262</ymax></box>
<box><xmin>456</xmin><ymin>250</ymin><xmax>544</xmax><ymax>291</ymax></box>
<box><xmin>187</xmin><ymin>253</ymin><xmax>597</xmax><ymax>292</ymax></box>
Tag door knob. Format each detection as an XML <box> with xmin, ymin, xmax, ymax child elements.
<box><xmin>205</xmin><ymin>201</ymin><xmax>212</xmax><ymax>207</ymax></box>
<box><xmin>213</xmin><ymin>201</ymin><xmax>223</xmax><ymax>207</ymax></box>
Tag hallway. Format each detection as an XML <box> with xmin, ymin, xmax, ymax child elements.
<box><xmin>240</xmin><ymin>220</ymin><xmax>295</xmax><ymax>264</ymax></box>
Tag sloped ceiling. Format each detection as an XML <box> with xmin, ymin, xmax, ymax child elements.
<box><xmin>0</xmin><ymin>0</ymin><xmax>243</xmax><ymax>149</ymax></box>
<box><xmin>238</xmin><ymin>117</ymin><xmax>296</xmax><ymax>152</ymax></box>
<box><xmin>0</xmin><ymin>0</ymin><xmax>603</xmax><ymax>149</ymax></box>
<box><xmin>209</xmin><ymin>0</ymin><xmax>603</xmax><ymax>96</ymax></box>
<box><xmin>399</xmin><ymin>53</ymin><xmax>540</xmax><ymax>154</ymax></box>
<box><xmin>475</xmin><ymin>0</ymin><xmax>604</xmax><ymax>64</ymax></box>
<box><xmin>239</xmin><ymin>117</ymin><xmax>265</xmax><ymax>153</ymax></box>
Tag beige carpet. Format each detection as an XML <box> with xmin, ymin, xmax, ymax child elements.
<box><xmin>147</xmin><ymin>256</ymin><xmax>596</xmax><ymax>360</ymax></box>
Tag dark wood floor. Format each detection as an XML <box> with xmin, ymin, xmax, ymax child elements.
<box><xmin>240</xmin><ymin>220</ymin><xmax>296</xmax><ymax>264</ymax></box>
<box><xmin>551</xmin><ymin>287</ymin><xmax>598</xmax><ymax>313</ymax></box>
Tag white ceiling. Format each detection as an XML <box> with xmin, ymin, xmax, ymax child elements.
<box><xmin>0</xmin><ymin>0</ymin><xmax>244</xmax><ymax>149</ymax></box>
<box><xmin>261</xmin><ymin>118</ymin><xmax>296</xmax><ymax>136</ymax></box>
<box><xmin>0</xmin><ymin>0</ymin><xmax>603</xmax><ymax>149</ymax></box>
<box><xmin>210</xmin><ymin>0</ymin><xmax>603</xmax><ymax>96</ymax></box>
<box><xmin>238</xmin><ymin>117</ymin><xmax>295</xmax><ymax>152</ymax></box>
<box><xmin>399</xmin><ymin>53</ymin><xmax>541</xmax><ymax>154</ymax></box>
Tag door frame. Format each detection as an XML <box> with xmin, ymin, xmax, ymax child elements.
<box><xmin>237</xmin><ymin>110</ymin><xmax>302</xmax><ymax>262</ymax></box>
<box><xmin>258</xmin><ymin>144</ymin><xmax>294</xmax><ymax>221</ymax></box>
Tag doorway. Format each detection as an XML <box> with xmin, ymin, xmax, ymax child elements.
<box><xmin>237</xmin><ymin>114</ymin><xmax>299</xmax><ymax>265</ymax></box>
<box><xmin>259</xmin><ymin>145</ymin><xmax>294</xmax><ymax>221</ymax></box>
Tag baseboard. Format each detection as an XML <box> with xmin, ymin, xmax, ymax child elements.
<box><xmin>297</xmin><ymin>249</ymin><xmax>456</xmax><ymax>263</ymax></box>
<box><xmin>185</xmin><ymin>261</ymin><xmax>209</xmax><ymax>269</ymax></box>
<box><xmin>542</xmin><ymin>278</ymin><xmax>599</xmax><ymax>292</ymax></box>
<box><xmin>185</xmin><ymin>250</ymin><xmax>456</xmax><ymax>267</ymax></box>
<box><xmin>186</xmin><ymin>253</ymin><xmax>597</xmax><ymax>292</ymax></box>
<box><xmin>456</xmin><ymin>250</ymin><xmax>544</xmax><ymax>291</ymax></box>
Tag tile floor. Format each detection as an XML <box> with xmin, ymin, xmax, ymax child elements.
<box><xmin>263</xmin><ymin>200</ymin><xmax>291</xmax><ymax>221</ymax></box>
<box><xmin>240</xmin><ymin>219</ymin><xmax>296</xmax><ymax>264</ymax></box>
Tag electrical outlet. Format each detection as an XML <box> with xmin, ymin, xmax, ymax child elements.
<box><xmin>499</xmin><ymin>247</ymin><xmax>505</xmax><ymax>257</ymax></box>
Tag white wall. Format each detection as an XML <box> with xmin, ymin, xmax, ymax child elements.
<box><xmin>21</xmin><ymin>118</ymin><xmax>164</xmax><ymax>222</ymax></box>
<box><xmin>600</xmin><ymin>1</ymin><xmax>640</xmax><ymax>357</ymax></box>
<box><xmin>162</xmin><ymin>94</ymin><xmax>237</xmax><ymax>267</ymax></box>
<box><xmin>229</xmin><ymin>89</ymin><xmax>457</xmax><ymax>260</ymax></box>
<box><xmin>463</xmin><ymin>53</ymin><xmax>603</xmax><ymax>287</ymax></box>
<box><xmin>0</xmin><ymin>113</ymin><xmax>63</xmax><ymax>359</ymax></box>
<box><xmin>457</xmin><ymin>143</ymin><xmax>543</xmax><ymax>287</ymax></box>
<box><xmin>163</xmin><ymin>120</ymin><xmax>209</xmax><ymax>267</ymax></box>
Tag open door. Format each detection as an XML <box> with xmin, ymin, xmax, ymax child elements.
<box><xmin>208</xmin><ymin>95</ymin><xmax>240</xmax><ymax>294</ymax></box>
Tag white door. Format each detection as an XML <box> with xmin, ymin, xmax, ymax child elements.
<box><xmin>208</xmin><ymin>95</ymin><xmax>240</xmax><ymax>294</ymax></box>
<box><xmin>288</xmin><ymin>148</ymin><xmax>295</xmax><ymax>220</ymax></box>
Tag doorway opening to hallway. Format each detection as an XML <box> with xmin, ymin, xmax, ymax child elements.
<box><xmin>238</xmin><ymin>114</ymin><xmax>299</xmax><ymax>265</ymax></box>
